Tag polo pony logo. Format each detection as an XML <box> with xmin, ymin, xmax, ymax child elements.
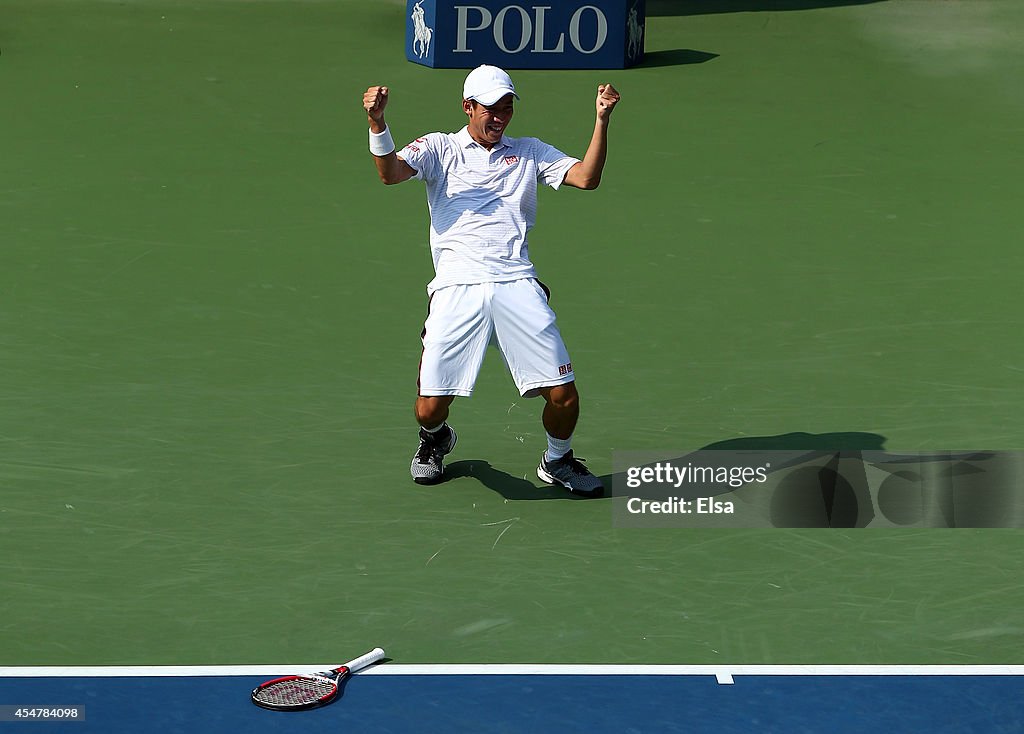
<box><xmin>411</xmin><ymin>1</ymin><xmax>433</xmax><ymax>59</ymax></box>
<box><xmin>627</xmin><ymin>3</ymin><xmax>644</xmax><ymax>61</ymax></box>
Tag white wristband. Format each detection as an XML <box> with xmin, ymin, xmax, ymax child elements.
<box><xmin>369</xmin><ymin>126</ymin><xmax>396</xmax><ymax>156</ymax></box>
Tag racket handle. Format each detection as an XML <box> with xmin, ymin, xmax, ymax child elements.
<box><xmin>344</xmin><ymin>647</ymin><xmax>386</xmax><ymax>674</ymax></box>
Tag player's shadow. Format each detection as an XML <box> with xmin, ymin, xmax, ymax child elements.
<box><xmin>701</xmin><ymin>430</ymin><xmax>886</xmax><ymax>452</ymax></box>
<box><xmin>448</xmin><ymin>433</ymin><xmax>1018</xmax><ymax>526</ymax></box>
<box><xmin>647</xmin><ymin>0</ymin><xmax>886</xmax><ymax>15</ymax></box>
<box><xmin>607</xmin><ymin>431</ymin><xmax>894</xmax><ymax>527</ymax></box>
<box><xmin>597</xmin><ymin>431</ymin><xmax>889</xmax><ymax>506</ymax></box>
<box><xmin>445</xmin><ymin>460</ymin><xmax>593</xmax><ymax>500</ymax></box>
<box><xmin>446</xmin><ymin>432</ymin><xmax>888</xmax><ymax>502</ymax></box>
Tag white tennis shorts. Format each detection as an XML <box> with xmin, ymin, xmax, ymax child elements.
<box><xmin>418</xmin><ymin>279</ymin><xmax>574</xmax><ymax>398</ymax></box>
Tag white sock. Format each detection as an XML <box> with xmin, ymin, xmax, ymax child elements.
<box><xmin>545</xmin><ymin>433</ymin><xmax>572</xmax><ymax>462</ymax></box>
<box><xmin>422</xmin><ymin>422</ymin><xmax>447</xmax><ymax>434</ymax></box>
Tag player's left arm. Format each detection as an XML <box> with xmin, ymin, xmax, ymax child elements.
<box><xmin>562</xmin><ymin>83</ymin><xmax>620</xmax><ymax>190</ymax></box>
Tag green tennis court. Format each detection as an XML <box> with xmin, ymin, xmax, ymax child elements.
<box><xmin>2</xmin><ymin>0</ymin><xmax>1023</xmax><ymax>678</ymax></box>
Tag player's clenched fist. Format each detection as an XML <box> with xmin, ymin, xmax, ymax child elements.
<box><xmin>595</xmin><ymin>83</ymin><xmax>620</xmax><ymax>119</ymax></box>
<box><xmin>364</xmin><ymin>85</ymin><xmax>389</xmax><ymax>123</ymax></box>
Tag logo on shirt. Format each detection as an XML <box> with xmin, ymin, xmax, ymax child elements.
<box><xmin>504</xmin><ymin>155</ymin><xmax>519</xmax><ymax>166</ymax></box>
<box><xmin>558</xmin><ymin>362</ymin><xmax>573</xmax><ymax>376</ymax></box>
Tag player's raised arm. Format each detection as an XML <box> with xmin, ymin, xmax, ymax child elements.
<box><xmin>562</xmin><ymin>83</ymin><xmax>621</xmax><ymax>191</ymax></box>
<box><xmin>363</xmin><ymin>85</ymin><xmax>417</xmax><ymax>185</ymax></box>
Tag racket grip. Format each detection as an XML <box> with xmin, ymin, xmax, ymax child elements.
<box><xmin>345</xmin><ymin>647</ymin><xmax>386</xmax><ymax>673</ymax></box>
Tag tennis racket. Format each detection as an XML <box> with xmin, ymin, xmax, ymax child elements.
<box><xmin>251</xmin><ymin>647</ymin><xmax>385</xmax><ymax>711</ymax></box>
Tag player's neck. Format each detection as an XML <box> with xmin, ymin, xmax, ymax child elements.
<box><xmin>469</xmin><ymin>131</ymin><xmax>495</xmax><ymax>149</ymax></box>
<box><xmin>467</xmin><ymin>124</ymin><xmax>502</xmax><ymax>150</ymax></box>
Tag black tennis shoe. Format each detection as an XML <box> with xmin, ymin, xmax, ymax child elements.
<box><xmin>537</xmin><ymin>450</ymin><xmax>604</xmax><ymax>497</ymax></box>
<box><xmin>410</xmin><ymin>425</ymin><xmax>457</xmax><ymax>485</ymax></box>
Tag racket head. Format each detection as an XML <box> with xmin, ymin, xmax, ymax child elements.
<box><xmin>250</xmin><ymin>648</ymin><xmax>385</xmax><ymax>712</ymax></box>
<box><xmin>251</xmin><ymin>671</ymin><xmax>344</xmax><ymax>711</ymax></box>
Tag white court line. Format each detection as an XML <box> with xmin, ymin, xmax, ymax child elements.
<box><xmin>2</xmin><ymin>664</ymin><xmax>1023</xmax><ymax>681</ymax></box>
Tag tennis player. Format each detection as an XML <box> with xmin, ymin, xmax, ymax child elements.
<box><xmin>362</xmin><ymin>65</ymin><xmax>619</xmax><ymax>496</ymax></box>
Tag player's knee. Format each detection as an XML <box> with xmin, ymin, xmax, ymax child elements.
<box><xmin>546</xmin><ymin>383</ymin><xmax>579</xmax><ymax>412</ymax></box>
<box><xmin>415</xmin><ymin>396</ymin><xmax>453</xmax><ymax>427</ymax></box>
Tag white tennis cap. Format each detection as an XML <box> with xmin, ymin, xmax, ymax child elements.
<box><xmin>463</xmin><ymin>65</ymin><xmax>519</xmax><ymax>106</ymax></box>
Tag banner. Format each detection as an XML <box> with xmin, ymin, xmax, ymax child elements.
<box><xmin>406</xmin><ymin>0</ymin><xmax>646</xmax><ymax>69</ymax></box>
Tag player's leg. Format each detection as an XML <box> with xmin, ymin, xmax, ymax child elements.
<box><xmin>410</xmin><ymin>395</ymin><xmax>458</xmax><ymax>485</ymax></box>
<box><xmin>539</xmin><ymin>381</ymin><xmax>579</xmax><ymax>441</ymax></box>
<box><xmin>491</xmin><ymin>280</ymin><xmax>602</xmax><ymax>496</ymax></box>
<box><xmin>412</xmin><ymin>284</ymin><xmax>491</xmax><ymax>484</ymax></box>
<box><xmin>535</xmin><ymin>381</ymin><xmax>601</xmax><ymax>496</ymax></box>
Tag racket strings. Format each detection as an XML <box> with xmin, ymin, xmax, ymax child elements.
<box><xmin>255</xmin><ymin>677</ymin><xmax>337</xmax><ymax>706</ymax></box>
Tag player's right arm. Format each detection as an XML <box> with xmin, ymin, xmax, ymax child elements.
<box><xmin>364</xmin><ymin>85</ymin><xmax>418</xmax><ymax>185</ymax></box>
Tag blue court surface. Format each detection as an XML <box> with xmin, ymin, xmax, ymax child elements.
<box><xmin>2</xmin><ymin>666</ymin><xmax>1022</xmax><ymax>733</ymax></box>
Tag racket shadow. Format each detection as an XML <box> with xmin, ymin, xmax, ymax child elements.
<box><xmin>445</xmin><ymin>460</ymin><xmax>599</xmax><ymax>500</ymax></box>
<box><xmin>321</xmin><ymin>663</ymin><xmax>384</xmax><ymax>707</ymax></box>
<box><xmin>330</xmin><ymin>677</ymin><xmax>354</xmax><ymax>705</ymax></box>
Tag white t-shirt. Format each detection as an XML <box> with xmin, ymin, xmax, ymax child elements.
<box><xmin>398</xmin><ymin>126</ymin><xmax>579</xmax><ymax>294</ymax></box>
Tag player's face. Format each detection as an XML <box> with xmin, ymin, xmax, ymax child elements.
<box><xmin>464</xmin><ymin>95</ymin><xmax>515</xmax><ymax>148</ymax></box>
